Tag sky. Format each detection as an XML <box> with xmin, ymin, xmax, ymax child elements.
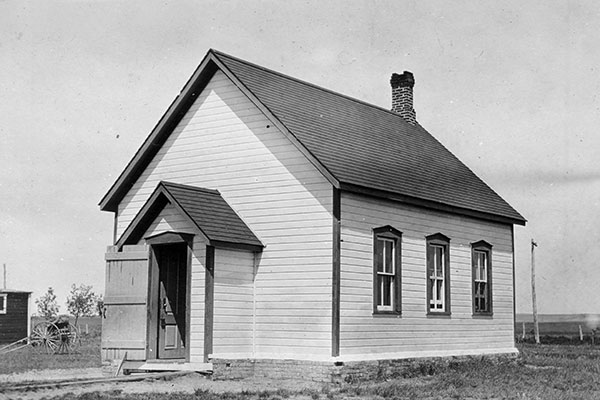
<box><xmin>1</xmin><ymin>0</ymin><xmax>599</xmax><ymax>315</ymax></box>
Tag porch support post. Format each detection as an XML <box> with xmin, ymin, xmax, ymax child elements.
<box><xmin>204</xmin><ymin>245</ymin><xmax>215</xmax><ymax>363</ymax></box>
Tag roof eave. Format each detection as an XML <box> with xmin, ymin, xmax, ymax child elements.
<box><xmin>340</xmin><ymin>182</ymin><xmax>527</xmax><ymax>226</ymax></box>
<box><xmin>99</xmin><ymin>51</ymin><xmax>221</xmax><ymax>212</ymax></box>
<box><xmin>99</xmin><ymin>49</ymin><xmax>340</xmax><ymax>213</ymax></box>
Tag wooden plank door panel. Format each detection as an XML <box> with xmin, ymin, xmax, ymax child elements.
<box><xmin>102</xmin><ymin>246</ymin><xmax>149</xmax><ymax>362</ymax></box>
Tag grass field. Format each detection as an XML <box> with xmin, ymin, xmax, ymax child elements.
<box><xmin>516</xmin><ymin>314</ymin><xmax>600</xmax><ymax>338</ymax></box>
<box><xmin>5</xmin><ymin>316</ymin><xmax>600</xmax><ymax>399</ymax></box>
<box><xmin>0</xmin><ymin>316</ymin><xmax>102</xmax><ymax>375</ymax></box>
<box><xmin>6</xmin><ymin>343</ymin><xmax>600</xmax><ymax>399</ymax></box>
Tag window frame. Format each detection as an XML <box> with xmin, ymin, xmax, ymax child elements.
<box><xmin>426</xmin><ymin>233</ymin><xmax>451</xmax><ymax>316</ymax></box>
<box><xmin>471</xmin><ymin>240</ymin><xmax>493</xmax><ymax>316</ymax></box>
<box><xmin>0</xmin><ymin>293</ymin><xmax>6</xmax><ymax>314</ymax></box>
<box><xmin>372</xmin><ymin>226</ymin><xmax>402</xmax><ymax>315</ymax></box>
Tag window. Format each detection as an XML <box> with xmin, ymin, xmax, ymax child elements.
<box><xmin>373</xmin><ymin>226</ymin><xmax>402</xmax><ymax>314</ymax></box>
<box><xmin>472</xmin><ymin>241</ymin><xmax>493</xmax><ymax>315</ymax></box>
<box><xmin>426</xmin><ymin>233</ymin><xmax>450</xmax><ymax>314</ymax></box>
<box><xmin>0</xmin><ymin>293</ymin><xmax>6</xmax><ymax>314</ymax></box>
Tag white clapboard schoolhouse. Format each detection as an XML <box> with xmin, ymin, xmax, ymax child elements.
<box><xmin>99</xmin><ymin>49</ymin><xmax>526</xmax><ymax>378</ymax></box>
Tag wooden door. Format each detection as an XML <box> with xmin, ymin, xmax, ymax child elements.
<box><xmin>102</xmin><ymin>245</ymin><xmax>149</xmax><ymax>362</ymax></box>
<box><xmin>155</xmin><ymin>243</ymin><xmax>188</xmax><ymax>359</ymax></box>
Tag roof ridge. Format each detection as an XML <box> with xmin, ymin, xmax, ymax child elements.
<box><xmin>160</xmin><ymin>181</ymin><xmax>220</xmax><ymax>195</ymax></box>
<box><xmin>210</xmin><ymin>49</ymin><xmax>419</xmax><ymax>126</ymax></box>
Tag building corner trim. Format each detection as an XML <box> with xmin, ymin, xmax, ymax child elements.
<box><xmin>332</xmin><ymin>188</ymin><xmax>341</xmax><ymax>357</ymax></box>
<box><xmin>204</xmin><ymin>245</ymin><xmax>215</xmax><ymax>363</ymax></box>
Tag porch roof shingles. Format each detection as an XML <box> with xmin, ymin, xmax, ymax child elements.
<box><xmin>160</xmin><ymin>182</ymin><xmax>263</xmax><ymax>248</ymax></box>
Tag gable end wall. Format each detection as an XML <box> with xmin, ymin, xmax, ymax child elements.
<box><xmin>116</xmin><ymin>70</ymin><xmax>334</xmax><ymax>359</ymax></box>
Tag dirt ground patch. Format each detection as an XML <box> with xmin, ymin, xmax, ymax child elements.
<box><xmin>0</xmin><ymin>367</ymin><xmax>105</xmax><ymax>385</ymax></box>
<box><xmin>0</xmin><ymin>372</ymin><xmax>325</xmax><ymax>400</ymax></box>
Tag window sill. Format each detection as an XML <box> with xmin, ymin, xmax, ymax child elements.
<box><xmin>472</xmin><ymin>312</ymin><xmax>493</xmax><ymax>318</ymax></box>
<box><xmin>427</xmin><ymin>311</ymin><xmax>451</xmax><ymax>318</ymax></box>
<box><xmin>373</xmin><ymin>310</ymin><xmax>402</xmax><ymax>317</ymax></box>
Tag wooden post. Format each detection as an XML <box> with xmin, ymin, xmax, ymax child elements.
<box><xmin>531</xmin><ymin>239</ymin><xmax>540</xmax><ymax>344</ymax></box>
<box><xmin>522</xmin><ymin>322</ymin><xmax>526</xmax><ymax>340</ymax></box>
<box><xmin>579</xmin><ymin>325</ymin><xmax>583</xmax><ymax>342</ymax></box>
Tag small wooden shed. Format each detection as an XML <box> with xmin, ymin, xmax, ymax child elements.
<box><xmin>0</xmin><ymin>290</ymin><xmax>32</xmax><ymax>344</ymax></box>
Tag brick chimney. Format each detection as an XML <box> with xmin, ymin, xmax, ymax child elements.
<box><xmin>390</xmin><ymin>71</ymin><xmax>416</xmax><ymax>125</ymax></box>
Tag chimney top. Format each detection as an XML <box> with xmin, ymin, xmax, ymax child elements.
<box><xmin>390</xmin><ymin>71</ymin><xmax>416</xmax><ymax>124</ymax></box>
<box><xmin>390</xmin><ymin>71</ymin><xmax>415</xmax><ymax>88</ymax></box>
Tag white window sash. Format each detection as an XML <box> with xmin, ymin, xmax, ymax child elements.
<box><xmin>377</xmin><ymin>237</ymin><xmax>396</xmax><ymax>311</ymax></box>
<box><xmin>0</xmin><ymin>294</ymin><xmax>6</xmax><ymax>314</ymax></box>
<box><xmin>474</xmin><ymin>249</ymin><xmax>490</xmax><ymax>312</ymax></box>
<box><xmin>429</xmin><ymin>244</ymin><xmax>446</xmax><ymax>312</ymax></box>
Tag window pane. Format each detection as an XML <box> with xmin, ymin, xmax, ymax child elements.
<box><xmin>377</xmin><ymin>276</ymin><xmax>383</xmax><ymax>306</ymax></box>
<box><xmin>384</xmin><ymin>241</ymin><xmax>394</xmax><ymax>273</ymax></box>
<box><xmin>474</xmin><ymin>282</ymin><xmax>488</xmax><ymax>312</ymax></box>
<box><xmin>379</xmin><ymin>275</ymin><xmax>392</xmax><ymax>306</ymax></box>
<box><xmin>435</xmin><ymin>247</ymin><xmax>443</xmax><ymax>275</ymax></box>
<box><xmin>0</xmin><ymin>296</ymin><xmax>4</xmax><ymax>311</ymax></box>
<box><xmin>376</xmin><ymin>239</ymin><xmax>384</xmax><ymax>272</ymax></box>
<box><xmin>430</xmin><ymin>280</ymin><xmax>436</xmax><ymax>306</ymax></box>
<box><xmin>480</xmin><ymin>252</ymin><xmax>487</xmax><ymax>280</ymax></box>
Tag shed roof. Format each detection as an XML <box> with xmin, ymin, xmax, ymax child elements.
<box><xmin>0</xmin><ymin>289</ymin><xmax>32</xmax><ymax>294</ymax></box>
<box><xmin>100</xmin><ymin>49</ymin><xmax>525</xmax><ymax>225</ymax></box>
<box><xmin>117</xmin><ymin>181</ymin><xmax>263</xmax><ymax>251</ymax></box>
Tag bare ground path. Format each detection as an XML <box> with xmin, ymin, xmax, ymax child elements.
<box><xmin>0</xmin><ymin>370</ymin><xmax>325</xmax><ymax>400</ymax></box>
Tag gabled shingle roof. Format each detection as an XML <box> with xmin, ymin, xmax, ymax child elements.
<box><xmin>100</xmin><ymin>49</ymin><xmax>525</xmax><ymax>225</ymax></box>
<box><xmin>117</xmin><ymin>181</ymin><xmax>263</xmax><ymax>250</ymax></box>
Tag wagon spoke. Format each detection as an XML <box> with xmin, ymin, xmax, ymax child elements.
<box><xmin>31</xmin><ymin>321</ymin><xmax>62</xmax><ymax>354</ymax></box>
<box><xmin>46</xmin><ymin>338</ymin><xmax>59</xmax><ymax>354</ymax></box>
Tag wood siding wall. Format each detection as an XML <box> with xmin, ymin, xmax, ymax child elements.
<box><xmin>140</xmin><ymin>204</ymin><xmax>207</xmax><ymax>364</ymax></box>
<box><xmin>0</xmin><ymin>293</ymin><xmax>29</xmax><ymax>343</ymax></box>
<box><xmin>118</xmin><ymin>70</ymin><xmax>333</xmax><ymax>359</ymax></box>
<box><xmin>213</xmin><ymin>248</ymin><xmax>254</xmax><ymax>357</ymax></box>
<box><xmin>340</xmin><ymin>192</ymin><xmax>515</xmax><ymax>359</ymax></box>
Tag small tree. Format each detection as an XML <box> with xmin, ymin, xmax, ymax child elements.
<box><xmin>36</xmin><ymin>287</ymin><xmax>59</xmax><ymax>319</ymax></box>
<box><xmin>66</xmin><ymin>284</ymin><xmax>99</xmax><ymax>326</ymax></box>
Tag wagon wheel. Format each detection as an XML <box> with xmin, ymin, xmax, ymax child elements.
<box><xmin>30</xmin><ymin>322</ymin><xmax>61</xmax><ymax>354</ymax></box>
<box><xmin>57</xmin><ymin>323</ymin><xmax>80</xmax><ymax>354</ymax></box>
